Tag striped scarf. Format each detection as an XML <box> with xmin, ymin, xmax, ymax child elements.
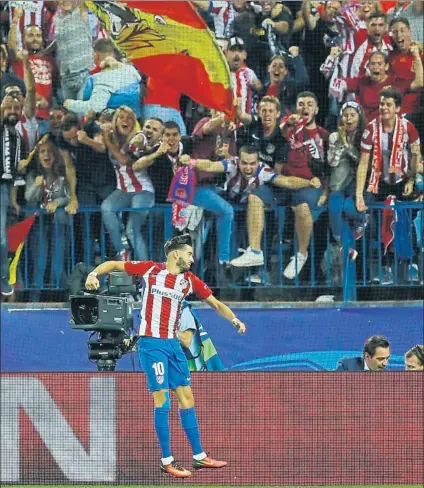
<box><xmin>2</xmin><ymin>127</ymin><xmax>21</xmax><ymax>182</ymax></box>
<box><xmin>368</xmin><ymin>116</ymin><xmax>406</xmax><ymax>194</ymax></box>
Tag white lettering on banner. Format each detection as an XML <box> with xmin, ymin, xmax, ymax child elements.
<box><xmin>0</xmin><ymin>376</ymin><xmax>116</xmax><ymax>482</ymax></box>
<box><xmin>29</xmin><ymin>59</ymin><xmax>52</xmax><ymax>86</ymax></box>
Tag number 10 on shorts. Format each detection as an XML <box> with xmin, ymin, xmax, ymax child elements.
<box><xmin>153</xmin><ymin>362</ymin><xmax>165</xmax><ymax>385</ymax></box>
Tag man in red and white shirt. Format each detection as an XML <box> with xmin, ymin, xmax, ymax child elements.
<box><xmin>8</xmin><ymin>6</ymin><xmax>56</xmax><ymax>134</ymax></box>
<box><xmin>225</xmin><ymin>37</ymin><xmax>262</xmax><ymax>117</ymax></box>
<box><xmin>356</xmin><ymin>87</ymin><xmax>421</xmax><ymax>208</ymax></box>
<box><xmin>8</xmin><ymin>1</ymin><xmax>52</xmax><ymax>49</ymax></box>
<box><xmin>345</xmin><ymin>11</ymin><xmax>393</xmax><ymax>79</ymax></box>
<box><xmin>356</xmin><ymin>87</ymin><xmax>420</xmax><ymax>283</ymax></box>
<box><xmin>85</xmin><ymin>233</ymin><xmax>246</xmax><ymax>479</ymax></box>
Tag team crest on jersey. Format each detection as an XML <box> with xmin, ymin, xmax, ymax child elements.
<box><xmin>179</xmin><ymin>278</ymin><xmax>188</xmax><ymax>288</ymax></box>
<box><xmin>156</xmin><ymin>375</ymin><xmax>164</xmax><ymax>385</ymax></box>
<box><xmin>266</xmin><ymin>144</ymin><xmax>275</xmax><ymax>154</ymax></box>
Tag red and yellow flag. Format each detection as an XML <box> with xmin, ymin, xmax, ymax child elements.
<box><xmin>7</xmin><ymin>215</ymin><xmax>36</xmax><ymax>285</ymax></box>
<box><xmin>86</xmin><ymin>1</ymin><xmax>234</xmax><ymax>116</ymax></box>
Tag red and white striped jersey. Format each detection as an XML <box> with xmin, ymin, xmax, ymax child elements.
<box><xmin>124</xmin><ymin>261</ymin><xmax>213</xmax><ymax>338</ymax></box>
<box><xmin>109</xmin><ymin>134</ymin><xmax>154</xmax><ymax>193</ymax></box>
<box><xmin>211</xmin><ymin>1</ymin><xmax>236</xmax><ymax>39</ymax></box>
<box><xmin>222</xmin><ymin>158</ymin><xmax>278</xmax><ymax>203</ymax></box>
<box><xmin>231</xmin><ymin>66</ymin><xmax>258</xmax><ymax>115</ymax></box>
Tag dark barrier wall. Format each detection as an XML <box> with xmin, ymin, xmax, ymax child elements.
<box><xmin>1</xmin><ymin>306</ymin><xmax>422</xmax><ymax>371</ymax></box>
<box><xmin>1</xmin><ymin>373</ymin><xmax>423</xmax><ymax>486</ymax></box>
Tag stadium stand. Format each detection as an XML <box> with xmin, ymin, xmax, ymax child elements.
<box><xmin>0</xmin><ymin>0</ymin><xmax>423</xmax><ymax>303</ymax></box>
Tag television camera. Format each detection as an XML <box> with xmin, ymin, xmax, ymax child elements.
<box><xmin>70</xmin><ymin>271</ymin><xmax>139</xmax><ymax>372</ymax></box>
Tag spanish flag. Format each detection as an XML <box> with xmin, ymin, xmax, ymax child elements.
<box><xmin>7</xmin><ymin>215</ymin><xmax>36</xmax><ymax>285</ymax></box>
<box><xmin>86</xmin><ymin>1</ymin><xmax>234</xmax><ymax>116</ymax></box>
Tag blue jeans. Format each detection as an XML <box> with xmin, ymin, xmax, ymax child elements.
<box><xmin>328</xmin><ymin>184</ymin><xmax>362</xmax><ymax>240</ymax></box>
<box><xmin>29</xmin><ymin>211</ymin><xmax>71</xmax><ymax>289</ymax></box>
<box><xmin>101</xmin><ymin>189</ymin><xmax>155</xmax><ymax>260</ymax></box>
<box><xmin>0</xmin><ymin>184</ymin><xmax>10</xmax><ymax>287</ymax></box>
<box><xmin>142</xmin><ymin>105</ymin><xmax>187</xmax><ymax>136</ymax></box>
<box><xmin>61</xmin><ymin>69</ymin><xmax>89</xmax><ymax>101</ymax></box>
<box><xmin>191</xmin><ymin>187</ymin><xmax>234</xmax><ymax>263</ymax></box>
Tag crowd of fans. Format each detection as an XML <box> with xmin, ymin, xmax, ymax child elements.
<box><xmin>0</xmin><ymin>0</ymin><xmax>423</xmax><ymax>300</ymax></box>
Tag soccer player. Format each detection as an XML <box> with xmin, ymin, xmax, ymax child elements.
<box><xmin>85</xmin><ymin>234</ymin><xmax>246</xmax><ymax>479</ymax></box>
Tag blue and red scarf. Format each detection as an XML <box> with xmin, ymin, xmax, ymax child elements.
<box><xmin>167</xmin><ymin>164</ymin><xmax>197</xmax><ymax>229</ymax></box>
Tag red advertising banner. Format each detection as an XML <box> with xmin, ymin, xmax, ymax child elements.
<box><xmin>1</xmin><ymin>373</ymin><xmax>423</xmax><ymax>485</ymax></box>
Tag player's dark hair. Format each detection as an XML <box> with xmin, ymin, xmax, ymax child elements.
<box><xmin>61</xmin><ymin>113</ymin><xmax>80</xmax><ymax>132</ymax></box>
<box><xmin>389</xmin><ymin>16</ymin><xmax>410</xmax><ymax>30</ymax></box>
<box><xmin>405</xmin><ymin>345</ymin><xmax>424</xmax><ymax>365</ymax></box>
<box><xmin>239</xmin><ymin>145</ymin><xmax>259</xmax><ymax>158</ymax></box>
<box><xmin>363</xmin><ymin>335</ymin><xmax>390</xmax><ymax>358</ymax></box>
<box><xmin>164</xmin><ymin>234</ymin><xmax>193</xmax><ymax>255</ymax></box>
<box><xmin>380</xmin><ymin>87</ymin><xmax>403</xmax><ymax>107</ymax></box>
<box><xmin>164</xmin><ymin>120</ymin><xmax>181</xmax><ymax>133</ymax></box>
<box><xmin>297</xmin><ymin>91</ymin><xmax>319</xmax><ymax>105</ymax></box>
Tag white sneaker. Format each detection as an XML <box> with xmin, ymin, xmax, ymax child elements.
<box><xmin>230</xmin><ymin>247</ymin><xmax>264</xmax><ymax>267</ymax></box>
<box><xmin>245</xmin><ymin>274</ymin><xmax>263</xmax><ymax>284</ymax></box>
<box><xmin>283</xmin><ymin>252</ymin><xmax>308</xmax><ymax>279</ymax></box>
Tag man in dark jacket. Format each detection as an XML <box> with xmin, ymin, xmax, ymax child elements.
<box><xmin>336</xmin><ymin>335</ymin><xmax>390</xmax><ymax>371</ymax></box>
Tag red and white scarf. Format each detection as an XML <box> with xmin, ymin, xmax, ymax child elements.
<box><xmin>367</xmin><ymin>116</ymin><xmax>406</xmax><ymax>194</ymax></box>
<box><xmin>281</xmin><ymin>115</ymin><xmax>308</xmax><ymax>150</ymax></box>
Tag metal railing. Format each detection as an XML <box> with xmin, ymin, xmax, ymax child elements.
<box><xmin>17</xmin><ymin>202</ymin><xmax>423</xmax><ymax>301</ymax></box>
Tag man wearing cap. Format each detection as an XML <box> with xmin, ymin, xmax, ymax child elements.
<box><xmin>225</xmin><ymin>36</ymin><xmax>262</xmax><ymax>117</ymax></box>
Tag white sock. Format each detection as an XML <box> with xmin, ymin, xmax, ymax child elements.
<box><xmin>193</xmin><ymin>452</ymin><xmax>207</xmax><ymax>461</ymax></box>
<box><xmin>161</xmin><ymin>455</ymin><xmax>174</xmax><ymax>465</ymax></box>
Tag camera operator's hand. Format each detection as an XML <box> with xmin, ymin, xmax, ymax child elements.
<box><xmin>85</xmin><ymin>273</ymin><xmax>100</xmax><ymax>290</ymax></box>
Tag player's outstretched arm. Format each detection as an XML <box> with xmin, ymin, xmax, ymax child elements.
<box><xmin>203</xmin><ymin>295</ymin><xmax>246</xmax><ymax>334</ymax></box>
<box><xmin>85</xmin><ymin>261</ymin><xmax>126</xmax><ymax>290</ymax></box>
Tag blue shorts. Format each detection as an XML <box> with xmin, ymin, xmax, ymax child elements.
<box><xmin>138</xmin><ymin>337</ymin><xmax>191</xmax><ymax>392</ymax></box>
<box><xmin>252</xmin><ymin>185</ymin><xmax>323</xmax><ymax>210</ymax></box>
